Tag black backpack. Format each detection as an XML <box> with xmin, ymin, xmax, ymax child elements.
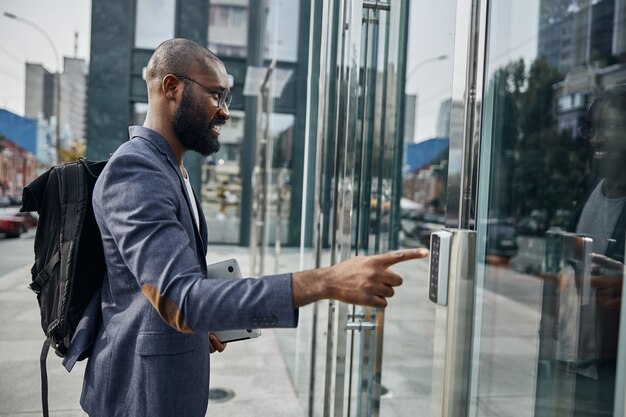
<box><xmin>20</xmin><ymin>157</ymin><xmax>108</xmax><ymax>417</ymax></box>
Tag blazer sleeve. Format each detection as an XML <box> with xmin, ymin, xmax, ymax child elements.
<box><xmin>93</xmin><ymin>150</ymin><xmax>298</xmax><ymax>333</ymax></box>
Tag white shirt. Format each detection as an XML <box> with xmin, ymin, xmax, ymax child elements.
<box><xmin>183</xmin><ymin>173</ymin><xmax>200</xmax><ymax>230</ymax></box>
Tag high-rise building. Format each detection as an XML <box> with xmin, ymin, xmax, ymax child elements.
<box><xmin>24</xmin><ymin>57</ymin><xmax>87</xmax><ymax>152</ymax></box>
<box><xmin>24</xmin><ymin>63</ymin><xmax>55</xmax><ymax>121</ymax></box>
<box><xmin>436</xmin><ymin>98</ymin><xmax>464</xmax><ymax>141</ymax></box>
<box><xmin>60</xmin><ymin>57</ymin><xmax>88</xmax><ymax>146</ymax></box>
<box><xmin>613</xmin><ymin>0</ymin><xmax>626</xmax><ymax>57</ymax></box>
<box><xmin>538</xmin><ymin>0</ymin><xmax>622</xmax><ymax>72</ymax></box>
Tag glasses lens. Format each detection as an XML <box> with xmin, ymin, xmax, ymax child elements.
<box><xmin>222</xmin><ymin>93</ymin><xmax>232</xmax><ymax>109</ymax></box>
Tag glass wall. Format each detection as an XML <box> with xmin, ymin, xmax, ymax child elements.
<box><xmin>263</xmin><ymin>0</ymin><xmax>300</xmax><ymax>63</ymax></box>
<box><xmin>201</xmin><ymin>110</ymin><xmax>244</xmax><ymax>244</ymax></box>
<box><xmin>379</xmin><ymin>1</ymin><xmax>458</xmax><ymax>416</ymax></box>
<box><xmin>470</xmin><ymin>0</ymin><xmax>626</xmax><ymax>416</ymax></box>
<box><xmin>399</xmin><ymin>0</ymin><xmax>456</xmax><ymax>250</ymax></box>
<box><xmin>208</xmin><ymin>0</ymin><xmax>248</xmax><ymax>58</ymax></box>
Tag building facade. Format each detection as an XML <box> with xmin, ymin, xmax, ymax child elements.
<box><xmin>86</xmin><ymin>0</ymin><xmax>312</xmax><ymax>247</ymax></box>
<box><xmin>24</xmin><ymin>56</ymin><xmax>87</xmax><ymax>159</ymax></box>
<box><xmin>0</xmin><ymin>137</ymin><xmax>38</xmax><ymax>197</ymax></box>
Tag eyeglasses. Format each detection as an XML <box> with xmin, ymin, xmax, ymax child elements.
<box><xmin>172</xmin><ymin>74</ymin><xmax>232</xmax><ymax>109</ymax></box>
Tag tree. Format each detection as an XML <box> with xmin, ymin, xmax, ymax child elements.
<box><xmin>511</xmin><ymin>58</ymin><xmax>587</xmax><ymax>224</ymax></box>
<box><xmin>59</xmin><ymin>142</ymin><xmax>86</xmax><ymax>163</ymax></box>
<box><xmin>483</xmin><ymin>56</ymin><xmax>589</xmax><ymax>227</ymax></box>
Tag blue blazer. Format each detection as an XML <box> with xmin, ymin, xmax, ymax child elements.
<box><xmin>64</xmin><ymin>126</ymin><xmax>298</xmax><ymax>417</ymax></box>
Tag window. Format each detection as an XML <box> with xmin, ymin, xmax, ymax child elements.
<box><xmin>208</xmin><ymin>1</ymin><xmax>248</xmax><ymax>58</ymax></box>
<box><xmin>135</xmin><ymin>0</ymin><xmax>176</xmax><ymax>49</ymax></box>
<box><xmin>132</xmin><ymin>103</ymin><xmax>148</xmax><ymax>125</ymax></box>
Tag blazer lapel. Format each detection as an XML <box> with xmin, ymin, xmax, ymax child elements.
<box><xmin>129</xmin><ymin>127</ymin><xmax>207</xmax><ymax>269</ymax></box>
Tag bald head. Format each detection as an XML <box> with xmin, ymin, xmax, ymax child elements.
<box><xmin>146</xmin><ymin>38</ymin><xmax>222</xmax><ymax>89</ymax></box>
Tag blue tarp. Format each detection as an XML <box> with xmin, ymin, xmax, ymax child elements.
<box><xmin>404</xmin><ymin>138</ymin><xmax>449</xmax><ymax>173</ymax></box>
<box><xmin>0</xmin><ymin>109</ymin><xmax>37</xmax><ymax>155</ymax></box>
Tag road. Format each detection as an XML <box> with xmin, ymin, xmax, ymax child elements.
<box><xmin>0</xmin><ymin>230</ymin><xmax>35</xmax><ymax>276</ymax></box>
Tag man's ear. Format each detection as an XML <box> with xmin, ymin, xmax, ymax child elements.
<box><xmin>162</xmin><ymin>74</ymin><xmax>180</xmax><ymax>101</ymax></box>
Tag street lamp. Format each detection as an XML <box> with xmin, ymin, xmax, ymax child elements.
<box><xmin>405</xmin><ymin>54</ymin><xmax>448</xmax><ymax>83</ymax></box>
<box><xmin>4</xmin><ymin>12</ymin><xmax>62</xmax><ymax>164</ymax></box>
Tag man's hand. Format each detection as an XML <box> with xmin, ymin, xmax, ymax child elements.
<box><xmin>292</xmin><ymin>248</ymin><xmax>429</xmax><ymax>308</ymax></box>
<box><xmin>591</xmin><ymin>253</ymin><xmax>623</xmax><ymax>309</ymax></box>
<box><xmin>209</xmin><ymin>333</ymin><xmax>227</xmax><ymax>353</ymax></box>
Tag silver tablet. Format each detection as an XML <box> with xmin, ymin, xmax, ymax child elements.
<box><xmin>206</xmin><ymin>258</ymin><xmax>262</xmax><ymax>343</ymax></box>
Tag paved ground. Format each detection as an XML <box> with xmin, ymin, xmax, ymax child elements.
<box><xmin>0</xmin><ymin>234</ymin><xmax>304</xmax><ymax>417</ymax></box>
<box><xmin>0</xmin><ymin>229</ymin><xmax>548</xmax><ymax>417</ymax></box>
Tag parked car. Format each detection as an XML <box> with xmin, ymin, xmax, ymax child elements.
<box><xmin>8</xmin><ymin>194</ymin><xmax>22</xmax><ymax>206</ymax></box>
<box><xmin>401</xmin><ymin>211</ymin><xmax>446</xmax><ymax>246</ymax></box>
<box><xmin>15</xmin><ymin>211</ymin><xmax>38</xmax><ymax>228</ymax></box>
<box><xmin>0</xmin><ymin>213</ymin><xmax>27</xmax><ymax>238</ymax></box>
<box><xmin>0</xmin><ymin>196</ymin><xmax>11</xmax><ymax>208</ymax></box>
<box><xmin>485</xmin><ymin>219</ymin><xmax>519</xmax><ymax>259</ymax></box>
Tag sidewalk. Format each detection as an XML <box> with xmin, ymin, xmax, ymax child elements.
<box><xmin>0</xmin><ymin>245</ymin><xmax>305</xmax><ymax>417</ymax></box>
<box><xmin>0</xmin><ymin>237</ymin><xmax>545</xmax><ymax>417</ymax></box>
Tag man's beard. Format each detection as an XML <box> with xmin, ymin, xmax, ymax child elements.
<box><xmin>173</xmin><ymin>84</ymin><xmax>222</xmax><ymax>156</ymax></box>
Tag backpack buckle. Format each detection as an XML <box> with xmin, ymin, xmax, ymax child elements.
<box><xmin>28</xmin><ymin>281</ymin><xmax>42</xmax><ymax>294</ymax></box>
<box><xmin>29</xmin><ymin>270</ymin><xmax>51</xmax><ymax>295</ymax></box>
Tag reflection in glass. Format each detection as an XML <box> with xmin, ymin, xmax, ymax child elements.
<box><xmin>400</xmin><ymin>0</ymin><xmax>456</xmax><ymax>250</ymax></box>
<box><xmin>472</xmin><ymin>0</ymin><xmax>626</xmax><ymax>415</ymax></box>
<box><xmin>264</xmin><ymin>0</ymin><xmax>299</xmax><ymax>62</ymax></box>
<box><xmin>380</xmin><ymin>0</ymin><xmax>458</xmax><ymax>416</ymax></box>
<box><xmin>208</xmin><ymin>0</ymin><xmax>248</xmax><ymax>58</ymax></box>
<box><xmin>202</xmin><ymin>110</ymin><xmax>245</xmax><ymax>244</ymax></box>
<box><xmin>134</xmin><ymin>0</ymin><xmax>176</xmax><ymax>49</ymax></box>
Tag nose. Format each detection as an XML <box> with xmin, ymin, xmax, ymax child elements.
<box><xmin>218</xmin><ymin>103</ymin><xmax>230</xmax><ymax>121</ymax></box>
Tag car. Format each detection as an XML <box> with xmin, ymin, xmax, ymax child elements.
<box><xmin>485</xmin><ymin>219</ymin><xmax>519</xmax><ymax>259</ymax></box>
<box><xmin>0</xmin><ymin>213</ymin><xmax>27</xmax><ymax>238</ymax></box>
<box><xmin>0</xmin><ymin>196</ymin><xmax>11</xmax><ymax>208</ymax></box>
<box><xmin>401</xmin><ymin>211</ymin><xmax>446</xmax><ymax>246</ymax></box>
<box><xmin>8</xmin><ymin>194</ymin><xmax>22</xmax><ymax>207</ymax></box>
<box><xmin>15</xmin><ymin>211</ymin><xmax>38</xmax><ymax>228</ymax></box>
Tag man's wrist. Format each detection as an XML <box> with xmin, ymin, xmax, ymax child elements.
<box><xmin>292</xmin><ymin>267</ymin><xmax>331</xmax><ymax>308</ymax></box>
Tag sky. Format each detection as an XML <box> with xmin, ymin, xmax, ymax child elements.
<box><xmin>0</xmin><ymin>0</ymin><xmax>91</xmax><ymax>116</ymax></box>
<box><xmin>406</xmin><ymin>0</ymin><xmax>539</xmax><ymax>142</ymax></box>
<box><xmin>0</xmin><ymin>0</ymin><xmax>539</xmax><ymax>142</ymax></box>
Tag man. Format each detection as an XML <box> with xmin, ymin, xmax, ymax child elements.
<box><xmin>537</xmin><ymin>85</ymin><xmax>626</xmax><ymax>416</ymax></box>
<box><xmin>569</xmin><ymin>85</ymin><xmax>626</xmax><ymax>416</ymax></box>
<box><xmin>68</xmin><ymin>38</ymin><xmax>428</xmax><ymax>417</ymax></box>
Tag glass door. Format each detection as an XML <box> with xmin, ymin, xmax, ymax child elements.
<box><xmin>306</xmin><ymin>1</ymin><xmax>410</xmax><ymax>416</ymax></box>
<box><xmin>469</xmin><ymin>0</ymin><xmax>626</xmax><ymax>416</ymax></box>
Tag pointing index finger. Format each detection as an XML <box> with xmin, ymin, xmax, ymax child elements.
<box><xmin>374</xmin><ymin>248</ymin><xmax>429</xmax><ymax>267</ymax></box>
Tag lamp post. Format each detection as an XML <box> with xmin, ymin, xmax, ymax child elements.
<box><xmin>4</xmin><ymin>12</ymin><xmax>62</xmax><ymax>164</ymax></box>
<box><xmin>405</xmin><ymin>54</ymin><xmax>448</xmax><ymax>84</ymax></box>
